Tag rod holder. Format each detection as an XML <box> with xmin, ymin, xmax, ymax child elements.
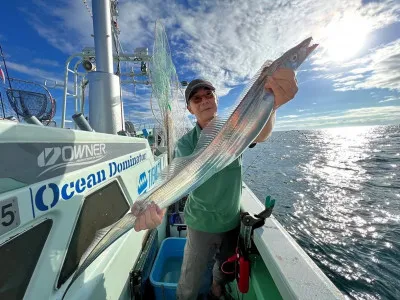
<box><xmin>72</xmin><ymin>113</ymin><xmax>94</xmax><ymax>132</ymax></box>
<box><xmin>24</xmin><ymin>115</ymin><xmax>43</xmax><ymax>126</ymax></box>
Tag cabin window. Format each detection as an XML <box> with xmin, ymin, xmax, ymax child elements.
<box><xmin>0</xmin><ymin>219</ymin><xmax>53</xmax><ymax>300</ymax></box>
<box><xmin>57</xmin><ymin>181</ymin><xmax>130</xmax><ymax>287</ymax></box>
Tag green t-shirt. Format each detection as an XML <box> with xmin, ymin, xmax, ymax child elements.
<box><xmin>174</xmin><ymin>123</ymin><xmax>242</xmax><ymax>233</ymax></box>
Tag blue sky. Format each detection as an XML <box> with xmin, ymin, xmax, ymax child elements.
<box><xmin>0</xmin><ymin>0</ymin><xmax>399</xmax><ymax>131</ymax></box>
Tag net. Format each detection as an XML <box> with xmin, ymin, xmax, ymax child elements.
<box><xmin>4</xmin><ymin>78</ymin><xmax>56</xmax><ymax>125</ymax></box>
<box><xmin>150</xmin><ymin>20</ymin><xmax>192</xmax><ymax>161</ymax></box>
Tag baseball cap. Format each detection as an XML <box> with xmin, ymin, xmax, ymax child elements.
<box><xmin>185</xmin><ymin>79</ymin><xmax>215</xmax><ymax>104</ymax></box>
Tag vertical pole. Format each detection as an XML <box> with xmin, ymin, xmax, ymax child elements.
<box><xmin>166</xmin><ymin>110</ymin><xmax>174</xmax><ymax>163</ymax></box>
<box><xmin>88</xmin><ymin>0</ymin><xmax>123</xmax><ymax>134</ymax></box>
<box><xmin>92</xmin><ymin>0</ymin><xmax>113</xmax><ymax>73</ymax></box>
<box><xmin>61</xmin><ymin>57</ymin><xmax>71</xmax><ymax>128</ymax></box>
<box><xmin>0</xmin><ymin>44</ymin><xmax>20</xmax><ymax>121</ymax></box>
<box><xmin>0</xmin><ymin>92</ymin><xmax>5</xmax><ymax>118</ymax></box>
<box><xmin>166</xmin><ymin>114</ymin><xmax>169</xmax><ymax>162</ymax></box>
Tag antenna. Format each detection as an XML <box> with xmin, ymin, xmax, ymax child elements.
<box><xmin>0</xmin><ymin>44</ymin><xmax>20</xmax><ymax>121</ymax></box>
<box><xmin>0</xmin><ymin>92</ymin><xmax>5</xmax><ymax>118</ymax></box>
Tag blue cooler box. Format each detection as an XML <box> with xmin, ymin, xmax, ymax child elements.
<box><xmin>150</xmin><ymin>237</ymin><xmax>212</xmax><ymax>299</ymax></box>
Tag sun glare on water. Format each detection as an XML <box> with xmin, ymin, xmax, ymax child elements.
<box><xmin>324</xmin><ymin>13</ymin><xmax>371</xmax><ymax>62</ymax></box>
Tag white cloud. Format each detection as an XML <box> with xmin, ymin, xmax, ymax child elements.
<box><xmin>311</xmin><ymin>0</ymin><xmax>400</xmax><ymax>64</ymax></box>
<box><xmin>28</xmin><ymin>0</ymin><xmax>400</xmax><ymax>97</ymax></box>
<box><xmin>280</xmin><ymin>114</ymin><xmax>300</xmax><ymax>119</ymax></box>
<box><xmin>122</xmin><ymin>84</ymin><xmax>192</xmax><ymax>128</ymax></box>
<box><xmin>121</xmin><ymin>87</ymin><xmax>156</xmax><ymax>123</ymax></box>
<box><xmin>6</xmin><ymin>61</ymin><xmax>62</xmax><ymax>83</ymax></box>
<box><xmin>322</xmin><ymin>39</ymin><xmax>400</xmax><ymax>92</ymax></box>
<box><xmin>379</xmin><ymin>95</ymin><xmax>400</xmax><ymax>103</ymax></box>
<box><xmin>333</xmin><ymin>75</ymin><xmax>364</xmax><ymax>83</ymax></box>
<box><xmin>32</xmin><ymin>58</ymin><xmax>60</xmax><ymax>67</ymax></box>
<box><xmin>22</xmin><ymin>0</ymin><xmax>400</xmax><ymax>129</ymax></box>
<box><xmin>275</xmin><ymin>106</ymin><xmax>400</xmax><ymax>130</ymax></box>
<box><xmin>23</xmin><ymin>0</ymin><xmax>93</xmax><ymax>54</ymax></box>
<box><xmin>6</xmin><ymin>62</ymin><xmax>74</xmax><ymax>96</ymax></box>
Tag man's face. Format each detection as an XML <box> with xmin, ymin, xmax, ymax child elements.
<box><xmin>187</xmin><ymin>87</ymin><xmax>218</xmax><ymax>124</ymax></box>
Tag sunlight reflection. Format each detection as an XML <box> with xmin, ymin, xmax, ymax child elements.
<box><xmin>246</xmin><ymin>125</ymin><xmax>399</xmax><ymax>298</ymax></box>
<box><xmin>384</xmin><ymin>242</ymin><xmax>392</xmax><ymax>248</ymax></box>
<box><xmin>303</xmin><ymin>127</ymin><xmax>373</xmax><ymax>192</ymax></box>
<box><xmin>287</xmin><ymin>125</ymin><xmax>400</xmax><ymax>296</ymax></box>
<box><xmin>50</xmin><ymin>249</ymin><xmax>64</xmax><ymax>272</ymax></box>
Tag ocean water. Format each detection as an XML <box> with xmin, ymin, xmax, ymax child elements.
<box><xmin>242</xmin><ymin>124</ymin><xmax>400</xmax><ymax>300</ymax></box>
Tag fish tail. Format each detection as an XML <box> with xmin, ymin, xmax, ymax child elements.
<box><xmin>62</xmin><ymin>213</ymin><xmax>137</xmax><ymax>298</ymax></box>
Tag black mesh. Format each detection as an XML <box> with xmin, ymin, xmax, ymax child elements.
<box><xmin>0</xmin><ymin>219</ymin><xmax>53</xmax><ymax>300</ymax></box>
<box><xmin>6</xmin><ymin>89</ymin><xmax>48</xmax><ymax>119</ymax></box>
<box><xmin>3</xmin><ymin>77</ymin><xmax>56</xmax><ymax>124</ymax></box>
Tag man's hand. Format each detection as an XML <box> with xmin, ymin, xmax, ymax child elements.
<box><xmin>254</xmin><ymin>68</ymin><xmax>298</xmax><ymax>143</ymax></box>
<box><xmin>132</xmin><ymin>202</ymin><xmax>166</xmax><ymax>232</ymax></box>
<box><xmin>265</xmin><ymin>68</ymin><xmax>298</xmax><ymax>110</ymax></box>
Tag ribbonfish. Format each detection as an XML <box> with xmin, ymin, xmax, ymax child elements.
<box><xmin>62</xmin><ymin>37</ymin><xmax>318</xmax><ymax>298</ymax></box>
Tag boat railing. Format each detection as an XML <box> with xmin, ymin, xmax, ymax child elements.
<box><xmin>60</xmin><ymin>48</ymin><xmax>152</xmax><ymax>129</ymax></box>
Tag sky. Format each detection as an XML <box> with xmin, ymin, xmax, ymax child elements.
<box><xmin>0</xmin><ymin>0</ymin><xmax>399</xmax><ymax>131</ymax></box>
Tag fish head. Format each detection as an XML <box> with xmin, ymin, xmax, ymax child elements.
<box><xmin>273</xmin><ymin>37</ymin><xmax>318</xmax><ymax>71</ymax></box>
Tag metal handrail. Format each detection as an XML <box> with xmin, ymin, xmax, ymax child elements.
<box><xmin>61</xmin><ymin>51</ymin><xmax>152</xmax><ymax>128</ymax></box>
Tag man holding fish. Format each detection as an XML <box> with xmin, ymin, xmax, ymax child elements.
<box><xmin>134</xmin><ymin>68</ymin><xmax>298</xmax><ymax>299</ymax></box>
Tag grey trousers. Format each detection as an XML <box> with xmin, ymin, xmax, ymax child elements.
<box><xmin>176</xmin><ymin>225</ymin><xmax>239</xmax><ymax>300</ymax></box>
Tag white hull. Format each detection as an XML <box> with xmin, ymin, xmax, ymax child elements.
<box><xmin>0</xmin><ymin>120</ymin><xmax>343</xmax><ymax>300</ymax></box>
<box><xmin>0</xmin><ymin>121</ymin><xmax>167</xmax><ymax>300</ymax></box>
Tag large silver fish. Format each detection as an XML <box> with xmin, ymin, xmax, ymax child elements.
<box><xmin>62</xmin><ymin>37</ymin><xmax>318</xmax><ymax>297</ymax></box>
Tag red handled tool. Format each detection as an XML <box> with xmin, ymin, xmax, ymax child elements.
<box><xmin>222</xmin><ymin>196</ymin><xmax>275</xmax><ymax>293</ymax></box>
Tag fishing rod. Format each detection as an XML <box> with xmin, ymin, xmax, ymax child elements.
<box><xmin>242</xmin><ymin>130</ymin><xmax>286</xmax><ymax>176</ymax></box>
<box><xmin>0</xmin><ymin>92</ymin><xmax>5</xmax><ymax>119</ymax></box>
<box><xmin>0</xmin><ymin>44</ymin><xmax>20</xmax><ymax>121</ymax></box>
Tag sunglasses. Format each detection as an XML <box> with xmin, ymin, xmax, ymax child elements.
<box><xmin>189</xmin><ymin>90</ymin><xmax>215</xmax><ymax>104</ymax></box>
